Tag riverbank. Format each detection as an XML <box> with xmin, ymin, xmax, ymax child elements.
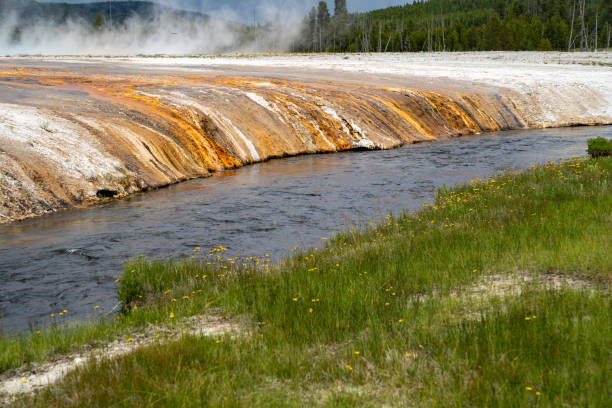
<box><xmin>2</xmin><ymin>52</ymin><xmax>612</xmax><ymax>224</ymax></box>
<box><xmin>2</xmin><ymin>156</ymin><xmax>610</xmax><ymax>406</ymax></box>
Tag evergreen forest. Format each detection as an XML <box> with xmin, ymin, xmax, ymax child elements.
<box><xmin>294</xmin><ymin>0</ymin><xmax>612</xmax><ymax>52</ymax></box>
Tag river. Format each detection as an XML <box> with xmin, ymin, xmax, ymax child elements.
<box><xmin>1</xmin><ymin>125</ymin><xmax>610</xmax><ymax>333</ymax></box>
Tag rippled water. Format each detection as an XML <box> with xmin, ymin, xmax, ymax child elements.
<box><xmin>1</xmin><ymin>126</ymin><xmax>610</xmax><ymax>333</ymax></box>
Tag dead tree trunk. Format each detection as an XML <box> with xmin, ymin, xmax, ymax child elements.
<box><xmin>579</xmin><ymin>0</ymin><xmax>587</xmax><ymax>51</ymax></box>
<box><xmin>568</xmin><ymin>0</ymin><xmax>576</xmax><ymax>51</ymax></box>
<box><xmin>594</xmin><ymin>8</ymin><xmax>598</xmax><ymax>51</ymax></box>
<box><xmin>442</xmin><ymin>16</ymin><xmax>446</xmax><ymax>51</ymax></box>
<box><xmin>428</xmin><ymin>15</ymin><xmax>433</xmax><ymax>52</ymax></box>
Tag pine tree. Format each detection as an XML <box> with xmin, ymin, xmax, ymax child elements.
<box><xmin>335</xmin><ymin>0</ymin><xmax>348</xmax><ymax>17</ymax></box>
<box><xmin>317</xmin><ymin>1</ymin><xmax>331</xmax><ymax>50</ymax></box>
<box><xmin>93</xmin><ymin>12</ymin><xmax>106</xmax><ymax>31</ymax></box>
<box><xmin>318</xmin><ymin>2</ymin><xmax>331</xmax><ymax>28</ymax></box>
<box><xmin>308</xmin><ymin>7</ymin><xmax>318</xmax><ymax>51</ymax></box>
<box><xmin>10</xmin><ymin>27</ymin><xmax>22</xmax><ymax>45</ymax></box>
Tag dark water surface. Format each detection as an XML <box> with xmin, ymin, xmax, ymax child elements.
<box><xmin>1</xmin><ymin>126</ymin><xmax>611</xmax><ymax>333</ymax></box>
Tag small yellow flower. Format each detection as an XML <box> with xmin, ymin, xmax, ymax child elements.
<box><xmin>398</xmin><ymin>319</ymin><xmax>404</xmax><ymax>323</ymax></box>
<box><xmin>346</xmin><ymin>364</ymin><xmax>353</xmax><ymax>371</ymax></box>
<box><xmin>532</xmin><ymin>315</ymin><xmax>537</xmax><ymax>319</ymax></box>
<box><xmin>182</xmin><ymin>296</ymin><xmax>189</xmax><ymax>300</ymax></box>
<box><xmin>526</xmin><ymin>387</ymin><xmax>533</xmax><ymax>391</ymax></box>
<box><xmin>169</xmin><ymin>312</ymin><xmax>175</xmax><ymax>319</ymax></box>
<box><xmin>94</xmin><ymin>305</ymin><xmax>100</xmax><ymax>310</ymax></box>
<box><xmin>155</xmin><ymin>334</ymin><xmax>160</xmax><ymax>339</ymax></box>
<box><xmin>292</xmin><ymin>298</ymin><xmax>298</xmax><ymax>302</ymax></box>
<box><xmin>405</xmin><ymin>353</ymin><xmax>412</xmax><ymax>357</ymax></box>
<box><xmin>535</xmin><ymin>392</ymin><xmax>541</xmax><ymax>396</ymax></box>
<box><xmin>63</xmin><ymin>310</ymin><xmax>67</xmax><ymax>313</ymax></box>
<box><xmin>127</xmin><ymin>337</ymin><xmax>134</xmax><ymax>343</ymax></box>
<box><xmin>525</xmin><ymin>317</ymin><xmax>531</xmax><ymax>320</ymax></box>
<box><xmin>171</xmin><ymin>298</ymin><xmax>177</xmax><ymax>302</ymax></box>
<box><xmin>309</xmin><ymin>308</ymin><xmax>313</xmax><ymax>313</ymax></box>
<box><xmin>385</xmin><ymin>302</ymin><xmax>390</xmax><ymax>307</ymax></box>
<box><xmin>21</xmin><ymin>379</ymin><xmax>27</xmax><ymax>384</ymax></box>
<box><xmin>50</xmin><ymin>314</ymin><xmax>55</xmax><ymax>317</ymax></box>
<box><xmin>216</xmin><ymin>340</ymin><xmax>222</xmax><ymax>344</ymax></box>
<box><xmin>114</xmin><ymin>278</ymin><xmax>120</xmax><ymax>283</ymax></box>
<box><xmin>418</xmin><ymin>344</ymin><xmax>423</xmax><ymax>348</ymax></box>
<box><xmin>354</xmin><ymin>351</ymin><xmax>360</xmax><ymax>355</ymax></box>
<box><xmin>35</xmin><ymin>331</ymin><xmax>41</xmax><ymax>335</ymax></box>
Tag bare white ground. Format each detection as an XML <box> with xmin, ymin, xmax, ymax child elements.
<box><xmin>0</xmin><ymin>103</ymin><xmax>122</xmax><ymax>180</ymax></box>
<box><xmin>109</xmin><ymin>51</ymin><xmax>612</xmax><ymax>127</ymax></box>
<box><xmin>0</xmin><ymin>315</ymin><xmax>241</xmax><ymax>401</ymax></box>
<box><xmin>415</xmin><ymin>272</ymin><xmax>599</xmax><ymax>323</ymax></box>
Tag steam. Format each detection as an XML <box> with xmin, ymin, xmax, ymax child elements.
<box><xmin>0</xmin><ymin>1</ymin><xmax>307</xmax><ymax>55</ymax></box>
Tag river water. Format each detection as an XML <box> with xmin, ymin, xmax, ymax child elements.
<box><xmin>1</xmin><ymin>126</ymin><xmax>610</xmax><ymax>333</ymax></box>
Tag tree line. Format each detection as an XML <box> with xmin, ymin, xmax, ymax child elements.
<box><xmin>294</xmin><ymin>0</ymin><xmax>612</xmax><ymax>52</ymax></box>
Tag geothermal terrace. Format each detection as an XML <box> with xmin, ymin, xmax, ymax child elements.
<box><xmin>0</xmin><ymin>52</ymin><xmax>611</xmax><ymax>223</ymax></box>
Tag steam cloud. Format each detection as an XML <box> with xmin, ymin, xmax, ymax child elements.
<box><xmin>0</xmin><ymin>1</ymin><xmax>307</xmax><ymax>55</ymax></box>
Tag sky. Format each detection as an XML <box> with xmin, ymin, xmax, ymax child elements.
<box><xmin>38</xmin><ymin>1</ymin><xmax>411</xmax><ymax>23</ymax></box>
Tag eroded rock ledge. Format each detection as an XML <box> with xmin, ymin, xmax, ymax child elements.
<box><xmin>1</xmin><ymin>54</ymin><xmax>611</xmax><ymax>223</ymax></box>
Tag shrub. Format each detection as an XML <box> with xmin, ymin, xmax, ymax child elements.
<box><xmin>587</xmin><ymin>137</ymin><xmax>612</xmax><ymax>158</ymax></box>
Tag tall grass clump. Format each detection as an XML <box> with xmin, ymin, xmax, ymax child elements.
<box><xmin>587</xmin><ymin>137</ymin><xmax>612</xmax><ymax>158</ymax></box>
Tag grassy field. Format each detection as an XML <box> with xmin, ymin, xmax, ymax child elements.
<box><xmin>2</xmin><ymin>156</ymin><xmax>611</xmax><ymax>407</ymax></box>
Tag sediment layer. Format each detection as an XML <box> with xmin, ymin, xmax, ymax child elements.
<box><xmin>0</xmin><ymin>54</ymin><xmax>610</xmax><ymax>223</ymax></box>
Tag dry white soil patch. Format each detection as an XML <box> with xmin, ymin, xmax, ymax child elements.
<box><xmin>0</xmin><ymin>315</ymin><xmax>241</xmax><ymax>402</ymax></box>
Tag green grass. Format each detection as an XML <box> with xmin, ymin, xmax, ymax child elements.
<box><xmin>588</xmin><ymin>137</ymin><xmax>612</xmax><ymax>158</ymax></box>
<box><xmin>3</xmin><ymin>157</ymin><xmax>612</xmax><ymax>407</ymax></box>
